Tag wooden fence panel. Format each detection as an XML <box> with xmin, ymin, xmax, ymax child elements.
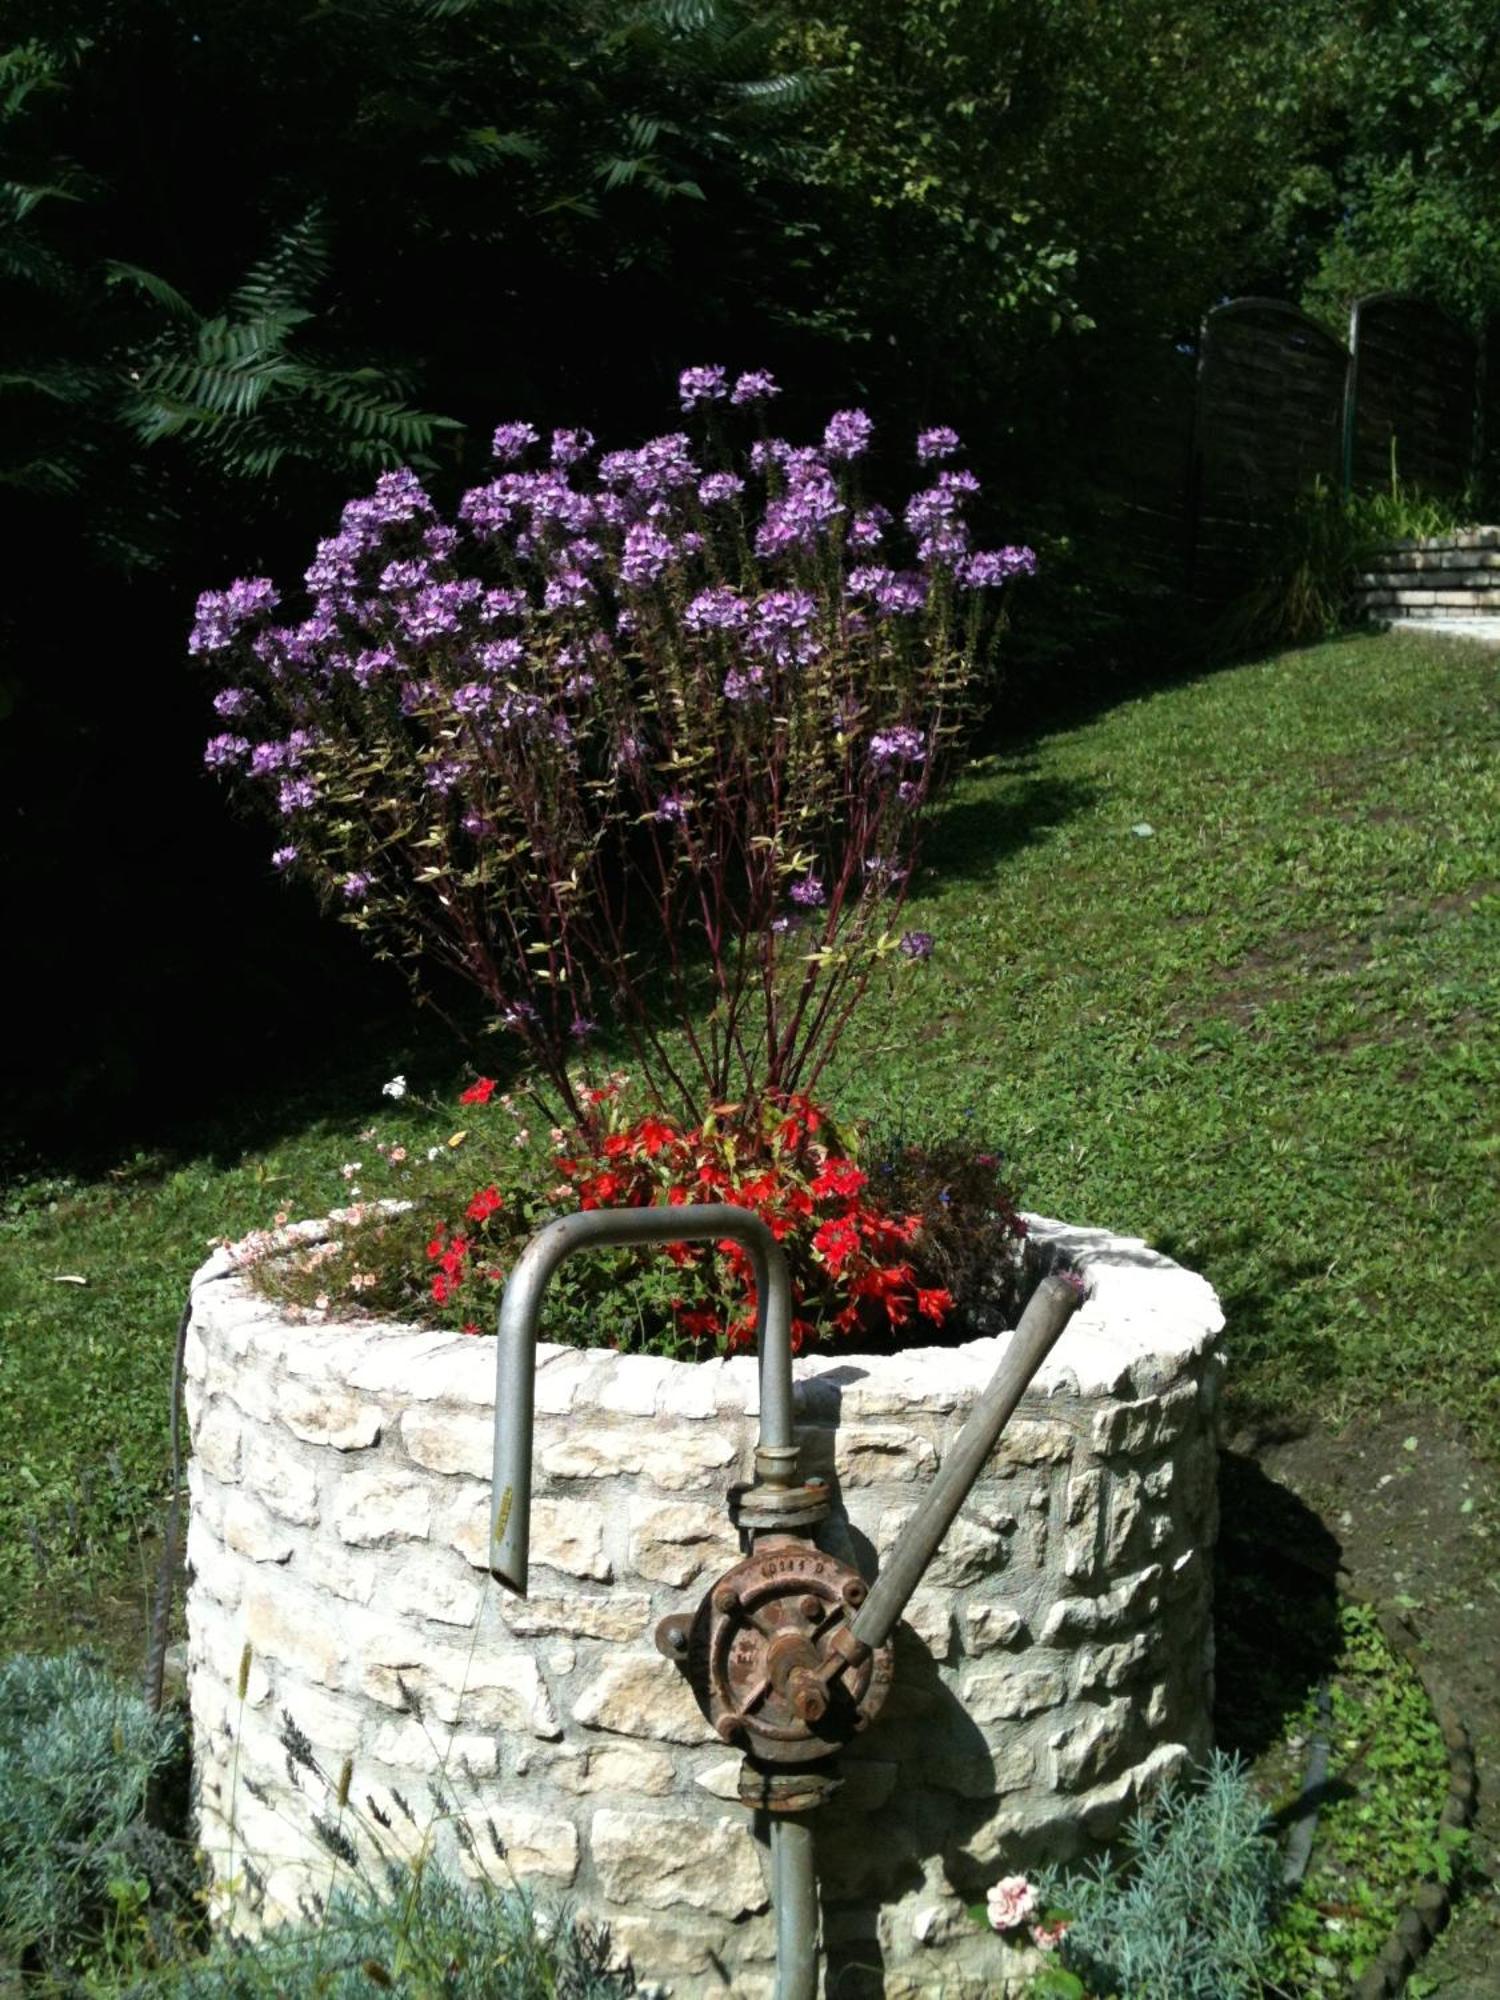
<box><xmin>1346</xmin><ymin>294</ymin><xmax>1476</xmax><ymax>496</ymax></box>
<box><xmin>1191</xmin><ymin>299</ymin><xmax>1347</xmax><ymax>598</ymax></box>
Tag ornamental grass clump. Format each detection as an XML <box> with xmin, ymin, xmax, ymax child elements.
<box><xmin>192</xmin><ymin>369</ymin><xmax>1033</xmax><ymax>1135</ymax></box>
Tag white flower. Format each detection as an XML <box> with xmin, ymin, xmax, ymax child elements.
<box><xmin>427</xmin><ymin>1146</ymin><xmax>441</xmax><ymax>1161</ymax></box>
<box><xmin>340</xmin><ymin>1161</ymin><xmax>362</xmax><ymax>1180</ymax></box>
<box><xmin>382</xmin><ymin>1074</ymin><xmax>408</xmax><ymax>1100</ymax></box>
<box><xmin>986</xmin><ymin>1876</ymin><xmax>1037</xmax><ymax>1933</ymax></box>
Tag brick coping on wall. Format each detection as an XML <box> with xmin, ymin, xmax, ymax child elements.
<box><xmin>185</xmin><ymin>1213</ymin><xmax>1224</xmax><ymax>1998</ymax></box>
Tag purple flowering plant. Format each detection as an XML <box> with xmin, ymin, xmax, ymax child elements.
<box><xmin>192</xmin><ymin>370</ymin><xmax>1033</xmax><ymax>1126</ymax></box>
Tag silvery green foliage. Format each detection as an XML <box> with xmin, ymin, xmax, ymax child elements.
<box><xmin>161</xmin><ymin>1866</ymin><xmax>632</xmax><ymax>1998</ymax></box>
<box><xmin>1037</xmin><ymin>1752</ymin><xmax>1279</xmax><ymax>1999</ymax></box>
<box><xmin>0</xmin><ymin>1650</ymin><xmax>181</xmax><ymax>1970</ymax></box>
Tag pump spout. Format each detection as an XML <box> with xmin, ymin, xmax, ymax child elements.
<box><xmin>490</xmin><ymin>1205</ymin><xmax>794</xmax><ymax>1596</ymax></box>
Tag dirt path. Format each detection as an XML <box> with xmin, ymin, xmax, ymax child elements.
<box><xmin>1241</xmin><ymin>1409</ymin><xmax>1500</xmax><ymax>1995</ymax></box>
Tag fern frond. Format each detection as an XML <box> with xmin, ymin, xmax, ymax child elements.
<box><xmin>102</xmin><ymin>261</ymin><xmax>199</xmax><ymax>320</ymax></box>
<box><xmin>230</xmin><ymin>209</ymin><xmax>331</xmax><ymax>320</ymax></box>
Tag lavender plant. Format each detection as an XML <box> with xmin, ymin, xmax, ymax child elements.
<box><xmin>193</xmin><ymin>370</ymin><xmax>1033</xmax><ymax>1125</ymax></box>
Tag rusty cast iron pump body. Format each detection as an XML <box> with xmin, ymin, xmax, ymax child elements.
<box><xmin>656</xmin><ymin>1527</ymin><xmax>894</xmax><ymax>1807</ymax></box>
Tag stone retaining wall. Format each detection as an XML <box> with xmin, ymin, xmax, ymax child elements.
<box><xmin>184</xmin><ymin>1215</ymin><xmax>1223</xmax><ymax>1997</ymax></box>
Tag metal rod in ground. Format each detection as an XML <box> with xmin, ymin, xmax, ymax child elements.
<box><xmin>847</xmin><ymin>1273</ymin><xmax>1083</xmax><ymax>1656</ymax></box>
<box><xmin>770</xmin><ymin>1814</ymin><xmax>819</xmax><ymax>2000</ymax></box>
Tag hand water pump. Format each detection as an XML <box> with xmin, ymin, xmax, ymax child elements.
<box><xmin>490</xmin><ymin>1207</ymin><xmax>1082</xmax><ymax>1999</ymax></box>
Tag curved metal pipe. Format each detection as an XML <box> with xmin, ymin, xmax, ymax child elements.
<box><xmin>490</xmin><ymin>1205</ymin><xmax>794</xmax><ymax>1595</ymax></box>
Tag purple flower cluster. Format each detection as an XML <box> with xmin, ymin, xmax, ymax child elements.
<box><xmin>679</xmin><ymin>365</ymin><xmax>728</xmax><ymax>410</ymax></box>
<box><xmin>620</xmin><ymin>522</ymin><xmax>677</xmax><ymax>588</ymax></box>
<box><xmin>190</xmin><ymin>578</ymin><xmax>279</xmax><ymax>656</ymax></box>
<box><xmin>685</xmin><ymin>587</ymin><xmax>750</xmax><ymax>634</ymax></box>
<box><xmin>846</xmin><ymin>566</ymin><xmax>927</xmax><ymax>616</ymax></box>
<box><xmin>698</xmin><ymin>472</ymin><xmax>744</xmax><ymax>507</ymax></box>
<box><xmin>203</xmin><ymin>733</ymin><xmax>250</xmax><ymax>769</ymax></box>
<box><xmin>600</xmin><ymin>432</ymin><xmax>698</xmax><ymax>500</ymax></box>
<box><xmin>904</xmin><ymin>483</ymin><xmax>971</xmax><ymax>566</ymax></box>
<box><xmin>959</xmin><ymin>546</ymin><xmax>1038</xmax><ymax>587</ymax></box>
<box><xmin>823</xmin><ymin>409</ymin><xmax>873</xmax><ymax>461</ymax></box>
<box><xmin>916</xmin><ymin>427</ymin><xmax>962</xmax><ymax>463</ymax></box>
<box><xmin>277</xmin><ymin>776</ymin><xmax>317</xmax><ymax>815</ymax></box>
<box><xmin>750</xmin><ymin>591</ymin><xmax>821</xmax><ymax>669</ymax></box>
<box><xmin>756</xmin><ymin>455</ymin><xmax>844</xmax><ymax>558</ymax></box>
<box><xmin>551</xmin><ymin>428</ymin><xmax>594</xmax><ymax>467</ymax></box>
<box><xmin>849</xmin><ymin>506</ymin><xmax>890</xmax><ymax>551</ymax></box>
<box><xmin>195</xmin><ymin>366</ymin><xmax>1031</xmax><ymax>1017</ymax></box>
<box><xmin>492</xmin><ymin>421</ymin><xmax>540</xmax><ymax>462</ymax></box>
<box><xmin>869</xmin><ymin>727</ymin><xmax>926</xmax><ymax>771</ymax></box>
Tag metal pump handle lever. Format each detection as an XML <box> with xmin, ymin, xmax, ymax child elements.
<box><xmin>836</xmin><ymin>1273</ymin><xmax>1084</xmax><ymax>1664</ymax></box>
<box><xmin>490</xmin><ymin>1205</ymin><xmax>794</xmax><ymax>1597</ymax></box>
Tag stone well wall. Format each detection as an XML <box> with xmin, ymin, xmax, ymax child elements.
<box><xmin>184</xmin><ymin>1215</ymin><xmax>1223</xmax><ymax>1997</ymax></box>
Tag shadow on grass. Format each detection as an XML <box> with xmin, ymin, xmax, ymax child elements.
<box><xmin>1214</xmin><ymin>1451</ymin><xmax>1343</xmax><ymax>1766</ymax></box>
<box><xmin>921</xmin><ymin>767</ymin><xmax>1102</xmax><ymax>890</ymax></box>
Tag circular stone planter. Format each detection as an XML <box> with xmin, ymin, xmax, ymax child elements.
<box><xmin>184</xmin><ymin>1215</ymin><xmax>1223</xmax><ymax>1997</ymax></box>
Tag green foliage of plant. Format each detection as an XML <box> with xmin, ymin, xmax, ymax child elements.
<box><xmin>0</xmin><ymin>0</ymin><xmax>819</xmax><ymax>556</ymax></box>
<box><xmin>1265</xmin><ymin>1603</ymin><xmax>1456</xmax><ymax>1996</ymax></box>
<box><xmin>1273</xmin><ymin>0</ymin><xmax>1500</xmax><ymax>334</ymax></box>
<box><xmin>1033</xmin><ymin>1753</ymin><xmax>1280</xmax><ymax>1999</ymax></box>
<box><xmin>1214</xmin><ymin>467</ymin><xmax>1476</xmax><ymax>655</ymax></box>
<box><xmin>155</xmin><ymin>1866</ymin><xmax>630</xmax><ymax>1999</ymax></box>
<box><xmin>0</xmin><ymin>1651</ymin><xmax>181</xmax><ymax>1978</ymax></box>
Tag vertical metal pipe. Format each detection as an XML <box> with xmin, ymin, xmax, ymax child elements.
<box><xmin>490</xmin><ymin>1204</ymin><xmax>792</xmax><ymax>1595</ymax></box>
<box><xmin>770</xmin><ymin>1815</ymin><xmax>819</xmax><ymax>2000</ymax></box>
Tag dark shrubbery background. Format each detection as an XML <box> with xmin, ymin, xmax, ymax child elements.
<box><xmin>6</xmin><ymin>0</ymin><xmax>1499</xmax><ymax>1151</ymax></box>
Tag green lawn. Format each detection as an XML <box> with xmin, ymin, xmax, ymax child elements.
<box><xmin>2</xmin><ymin>628</ymin><xmax>1496</xmax><ymax>1650</ymax></box>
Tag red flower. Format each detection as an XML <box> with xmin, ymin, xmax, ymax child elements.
<box><xmin>461</xmin><ymin>1321</ymin><xmax>481</xmax><ymax>1336</ymax></box>
<box><xmin>637</xmin><ymin>1116</ymin><xmax>678</xmax><ymax>1157</ymax></box>
<box><xmin>459</xmin><ymin>1076</ymin><xmax>497</xmax><ymax>1105</ymax></box>
<box><xmin>675</xmin><ymin>1306</ymin><xmax>721</xmax><ymax>1342</ymax></box>
<box><xmin>465</xmin><ymin>1184</ymin><xmax>503</xmax><ymax>1223</ymax></box>
<box><xmin>431</xmin><ymin>1274</ymin><xmax>450</xmax><ymax>1305</ymax></box>
<box><xmin>579</xmin><ymin>1171</ymin><xmax>624</xmax><ymax>1209</ymax></box>
<box><xmin>426</xmin><ymin>1233</ymin><xmax>446</xmax><ymax>1261</ymax></box>
<box><xmin>917</xmin><ymin>1287</ymin><xmax>954</xmax><ymax>1324</ymax></box>
<box><xmin>602</xmin><ymin>1133</ymin><xmax>634</xmax><ymax>1159</ymax></box>
<box><xmin>812</xmin><ymin>1216</ymin><xmax>860</xmax><ymax>1274</ymax></box>
<box><xmin>812</xmin><ymin>1158</ymin><xmax>867</xmax><ymax>1201</ymax></box>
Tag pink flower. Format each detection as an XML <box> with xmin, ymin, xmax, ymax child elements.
<box><xmin>985</xmin><ymin>1876</ymin><xmax>1037</xmax><ymax>1933</ymax></box>
<box><xmin>1030</xmin><ymin>1919</ymin><xmax>1068</xmax><ymax>1952</ymax></box>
